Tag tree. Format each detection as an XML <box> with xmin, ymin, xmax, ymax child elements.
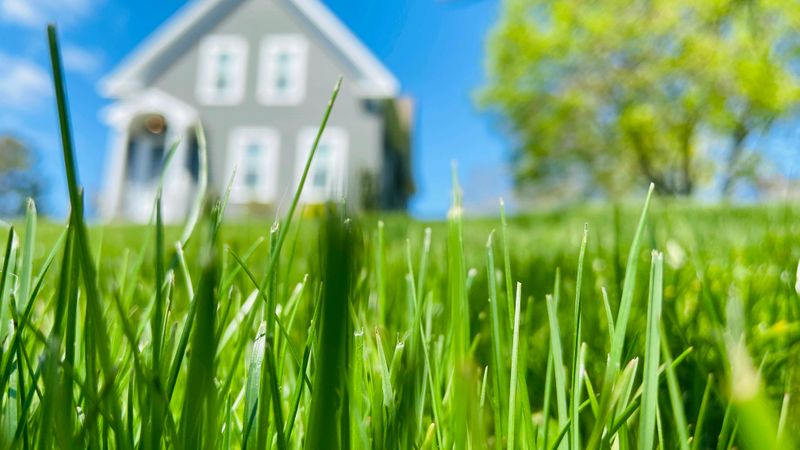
<box><xmin>481</xmin><ymin>0</ymin><xmax>800</xmax><ymax>197</ymax></box>
<box><xmin>0</xmin><ymin>136</ymin><xmax>44</xmax><ymax>216</ymax></box>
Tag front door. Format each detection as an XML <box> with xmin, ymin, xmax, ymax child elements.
<box><xmin>123</xmin><ymin>114</ymin><xmax>167</xmax><ymax>222</ymax></box>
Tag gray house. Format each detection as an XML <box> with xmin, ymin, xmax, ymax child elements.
<box><xmin>99</xmin><ymin>0</ymin><xmax>414</xmax><ymax>222</ymax></box>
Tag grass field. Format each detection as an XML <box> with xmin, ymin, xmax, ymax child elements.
<box><xmin>0</xmin><ymin>25</ymin><xmax>798</xmax><ymax>449</ymax></box>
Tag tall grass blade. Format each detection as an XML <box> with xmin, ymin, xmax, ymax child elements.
<box><xmin>638</xmin><ymin>251</ymin><xmax>663</xmax><ymax>450</ymax></box>
<box><xmin>178</xmin><ymin>211</ymin><xmax>220</xmax><ymax>449</ymax></box>
<box><xmin>588</xmin><ymin>183</ymin><xmax>654</xmax><ymax>448</ymax></box>
<box><xmin>507</xmin><ymin>282</ymin><xmax>522</xmax><ymax>450</ymax></box>
<box><xmin>486</xmin><ymin>231</ymin><xmax>508</xmax><ymax>442</ymax></box>
<box><xmin>660</xmin><ymin>327</ymin><xmax>689</xmax><ymax>450</ymax></box>
<box><xmin>691</xmin><ymin>374</ymin><xmax>714</xmax><ymax>450</ymax></box>
<box><xmin>305</xmin><ymin>208</ymin><xmax>356</xmax><ymax>450</ymax></box>
<box><xmin>17</xmin><ymin>199</ymin><xmax>36</xmax><ymax>314</ymax></box>
<box><xmin>545</xmin><ymin>290</ymin><xmax>567</xmax><ymax>450</ymax></box>
<box><xmin>48</xmin><ymin>25</ymin><xmax>127</xmax><ymax>448</ymax></box>
<box><xmin>569</xmin><ymin>224</ymin><xmax>588</xmax><ymax>450</ymax></box>
<box><xmin>243</xmin><ymin>323</ymin><xmax>266</xmax><ymax>449</ymax></box>
<box><xmin>180</xmin><ymin>123</ymin><xmax>208</xmax><ymax>247</ymax></box>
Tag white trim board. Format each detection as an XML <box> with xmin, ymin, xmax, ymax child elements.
<box><xmin>100</xmin><ymin>0</ymin><xmax>399</xmax><ymax>99</ymax></box>
<box><xmin>102</xmin><ymin>88</ymin><xmax>198</xmax><ymax>129</ymax></box>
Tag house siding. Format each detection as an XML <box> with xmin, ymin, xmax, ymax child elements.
<box><xmin>148</xmin><ymin>0</ymin><xmax>384</xmax><ymax>213</ymax></box>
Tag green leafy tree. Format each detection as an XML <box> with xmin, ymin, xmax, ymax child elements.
<box><xmin>481</xmin><ymin>0</ymin><xmax>800</xmax><ymax>197</ymax></box>
<box><xmin>0</xmin><ymin>135</ymin><xmax>43</xmax><ymax>216</ymax></box>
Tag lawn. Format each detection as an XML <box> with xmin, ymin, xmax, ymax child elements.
<box><xmin>0</xmin><ymin>26</ymin><xmax>797</xmax><ymax>449</ymax></box>
<box><xmin>4</xmin><ymin>196</ymin><xmax>799</xmax><ymax>449</ymax></box>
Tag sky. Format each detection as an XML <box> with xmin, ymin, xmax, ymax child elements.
<box><xmin>0</xmin><ymin>0</ymin><xmax>513</xmax><ymax>219</ymax></box>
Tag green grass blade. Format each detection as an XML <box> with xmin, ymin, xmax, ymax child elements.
<box><xmin>499</xmin><ymin>198</ymin><xmax>514</xmax><ymax>330</ymax></box>
<box><xmin>375</xmin><ymin>220</ymin><xmax>386</xmax><ymax>325</ymax></box>
<box><xmin>285</xmin><ymin>343</ymin><xmax>311</xmax><ymax>442</ymax></box>
<box><xmin>569</xmin><ymin>224</ymin><xmax>588</xmax><ymax>450</ymax></box>
<box><xmin>660</xmin><ymin>327</ymin><xmax>690</xmax><ymax>450</ymax></box>
<box><xmin>265</xmin><ymin>341</ymin><xmax>286</xmax><ymax>450</ymax></box>
<box><xmin>0</xmin><ymin>227</ymin><xmax>17</xmax><ymax>345</ymax></box>
<box><xmin>149</xmin><ymin>190</ymin><xmax>167</xmax><ymax>449</ymax></box>
<box><xmin>638</xmin><ymin>251</ymin><xmax>663</xmax><ymax>450</ymax></box>
<box><xmin>541</xmin><ymin>350</ymin><xmax>554</xmax><ymax>449</ymax></box>
<box><xmin>304</xmin><ymin>209</ymin><xmax>356</xmax><ymax>450</ymax></box>
<box><xmin>691</xmin><ymin>373</ymin><xmax>714</xmax><ymax>450</ymax></box>
<box><xmin>588</xmin><ymin>183</ymin><xmax>654</xmax><ymax>449</ymax></box>
<box><xmin>243</xmin><ymin>322</ymin><xmax>266</xmax><ymax>449</ymax></box>
<box><xmin>545</xmin><ymin>291</ymin><xmax>568</xmax><ymax>447</ymax></box>
<box><xmin>486</xmin><ymin>231</ymin><xmax>508</xmax><ymax>442</ymax></box>
<box><xmin>257</xmin><ymin>78</ymin><xmax>342</xmax><ymax>304</ymax></box>
<box><xmin>583</xmin><ymin>365</ymin><xmax>600</xmax><ymax>418</ymax></box>
<box><xmin>507</xmin><ymin>282</ymin><xmax>522</xmax><ymax>450</ymax></box>
<box><xmin>48</xmin><ymin>25</ymin><xmax>127</xmax><ymax>447</ymax></box>
<box><xmin>178</xmin><ymin>212</ymin><xmax>220</xmax><ymax>449</ymax></box>
<box><xmin>601</xmin><ymin>287</ymin><xmax>615</xmax><ymax>347</ymax></box>
<box><xmin>724</xmin><ymin>298</ymin><xmax>789</xmax><ymax>450</ymax></box>
<box><xmin>611</xmin><ymin>183</ymin><xmax>654</xmax><ymax>373</ymax></box>
<box><xmin>375</xmin><ymin>330</ymin><xmax>395</xmax><ymax>408</ymax></box>
<box><xmin>17</xmin><ymin>199</ymin><xmax>36</xmax><ymax>314</ymax></box>
<box><xmin>777</xmin><ymin>393</ymin><xmax>790</xmax><ymax>443</ymax></box>
<box><xmin>180</xmin><ymin>123</ymin><xmax>208</xmax><ymax>247</ymax></box>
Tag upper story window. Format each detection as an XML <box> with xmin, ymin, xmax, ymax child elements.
<box><xmin>259</xmin><ymin>35</ymin><xmax>308</xmax><ymax>105</ymax></box>
<box><xmin>295</xmin><ymin>127</ymin><xmax>348</xmax><ymax>203</ymax></box>
<box><xmin>197</xmin><ymin>35</ymin><xmax>248</xmax><ymax>105</ymax></box>
<box><xmin>228</xmin><ymin>127</ymin><xmax>280</xmax><ymax>203</ymax></box>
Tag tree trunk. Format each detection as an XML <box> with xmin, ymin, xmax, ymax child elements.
<box><xmin>677</xmin><ymin>119</ymin><xmax>696</xmax><ymax>196</ymax></box>
<box><xmin>721</xmin><ymin>123</ymin><xmax>749</xmax><ymax>198</ymax></box>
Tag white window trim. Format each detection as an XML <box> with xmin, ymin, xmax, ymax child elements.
<box><xmin>196</xmin><ymin>35</ymin><xmax>249</xmax><ymax>105</ymax></box>
<box><xmin>295</xmin><ymin>127</ymin><xmax>348</xmax><ymax>203</ymax></box>
<box><xmin>227</xmin><ymin>127</ymin><xmax>281</xmax><ymax>204</ymax></box>
<box><xmin>258</xmin><ymin>35</ymin><xmax>309</xmax><ymax>106</ymax></box>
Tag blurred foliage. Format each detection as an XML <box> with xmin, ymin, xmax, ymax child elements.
<box><xmin>0</xmin><ymin>136</ymin><xmax>43</xmax><ymax>217</ymax></box>
<box><xmin>481</xmin><ymin>0</ymin><xmax>800</xmax><ymax>198</ymax></box>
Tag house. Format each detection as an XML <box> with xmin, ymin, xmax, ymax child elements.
<box><xmin>99</xmin><ymin>0</ymin><xmax>414</xmax><ymax>223</ymax></box>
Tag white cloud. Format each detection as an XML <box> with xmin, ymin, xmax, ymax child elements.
<box><xmin>63</xmin><ymin>44</ymin><xmax>103</xmax><ymax>77</ymax></box>
<box><xmin>0</xmin><ymin>53</ymin><xmax>51</xmax><ymax>108</ymax></box>
<box><xmin>0</xmin><ymin>0</ymin><xmax>98</xmax><ymax>28</ymax></box>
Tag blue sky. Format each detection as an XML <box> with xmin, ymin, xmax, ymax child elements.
<box><xmin>0</xmin><ymin>0</ymin><xmax>512</xmax><ymax>218</ymax></box>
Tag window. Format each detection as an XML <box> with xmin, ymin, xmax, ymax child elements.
<box><xmin>197</xmin><ymin>36</ymin><xmax>248</xmax><ymax>105</ymax></box>
<box><xmin>295</xmin><ymin>127</ymin><xmax>348</xmax><ymax>203</ymax></box>
<box><xmin>259</xmin><ymin>35</ymin><xmax>308</xmax><ymax>105</ymax></box>
<box><xmin>228</xmin><ymin>128</ymin><xmax>280</xmax><ymax>203</ymax></box>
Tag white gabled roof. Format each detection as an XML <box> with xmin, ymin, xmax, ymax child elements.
<box><xmin>100</xmin><ymin>0</ymin><xmax>399</xmax><ymax>98</ymax></box>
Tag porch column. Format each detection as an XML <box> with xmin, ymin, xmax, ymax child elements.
<box><xmin>100</xmin><ymin>122</ymin><xmax>129</xmax><ymax>221</ymax></box>
<box><xmin>162</xmin><ymin>119</ymin><xmax>193</xmax><ymax>223</ymax></box>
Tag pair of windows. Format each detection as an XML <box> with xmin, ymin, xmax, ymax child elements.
<box><xmin>228</xmin><ymin>127</ymin><xmax>348</xmax><ymax>204</ymax></box>
<box><xmin>197</xmin><ymin>35</ymin><xmax>308</xmax><ymax>105</ymax></box>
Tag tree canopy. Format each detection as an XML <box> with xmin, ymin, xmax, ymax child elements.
<box><xmin>481</xmin><ymin>0</ymin><xmax>800</xmax><ymax>197</ymax></box>
<box><xmin>0</xmin><ymin>136</ymin><xmax>43</xmax><ymax>216</ymax></box>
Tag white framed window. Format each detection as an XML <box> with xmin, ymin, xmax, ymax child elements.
<box><xmin>196</xmin><ymin>35</ymin><xmax>248</xmax><ymax>105</ymax></box>
<box><xmin>295</xmin><ymin>127</ymin><xmax>348</xmax><ymax>203</ymax></box>
<box><xmin>228</xmin><ymin>128</ymin><xmax>280</xmax><ymax>203</ymax></box>
<box><xmin>258</xmin><ymin>35</ymin><xmax>308</xmax><ymax>105</ymax></box>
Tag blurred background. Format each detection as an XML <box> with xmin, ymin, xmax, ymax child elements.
<box><xmin>0</xmin><ymin>0</ymin><xmax>798</xmax><ymax>220</ymax></box>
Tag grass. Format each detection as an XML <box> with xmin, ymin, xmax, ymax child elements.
<box><xmin>0</xmin><ymin>25</ymin><xmax>797</xmax><ymax>448</ymax></box>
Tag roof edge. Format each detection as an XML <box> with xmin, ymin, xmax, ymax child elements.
<box><xmin>101</xmin><ymin>0</ymin><xmax>241</xmax><ymax>98</ymax></box>
<box><xmin>99</xmin><ymin>0</ymin><xmax>400</xmax><ymax>99</ymax></box>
